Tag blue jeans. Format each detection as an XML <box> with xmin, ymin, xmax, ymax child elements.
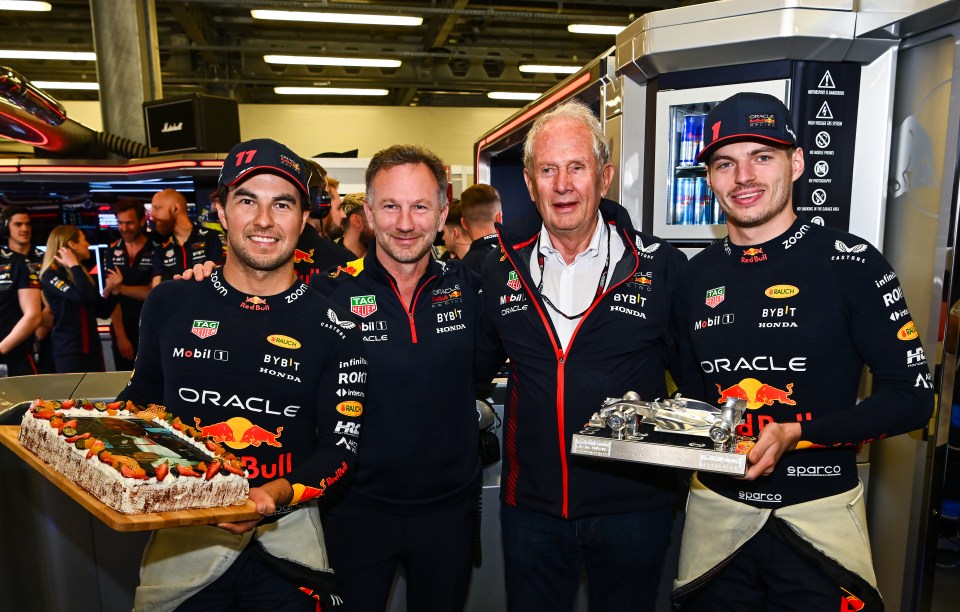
<box><xmin>501</xmin><ymin>504</ymin><xmax>674</xmax><ymax>612</ymax></box>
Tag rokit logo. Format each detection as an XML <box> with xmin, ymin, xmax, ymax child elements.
<box><xmin>173</xmin><ymin>347</ymin><xmax>229</xmax><ymax>361</ymax></box>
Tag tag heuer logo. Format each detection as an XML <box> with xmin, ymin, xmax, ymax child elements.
<box><xmin>506</xmin><ymin>270</ymin><xmax>521</xmax><ymax>291</ymax></box>
<box><xmin>191</xmin><ymin>319</ymin><xmax>219</xmax><ymax>339</ymax></box>
<box><xmin>705</xmin><ymin>287</ymin><xmax>725</xmax><ymax>308</ymax></box>
<box><xmin>350</xmin><ymin>295</ymin><xmax>377</xmax><ymax>318</ymax></box>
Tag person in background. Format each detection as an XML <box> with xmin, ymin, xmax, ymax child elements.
<box><xmin>475</xmin><ymin>99</ymin><xmax>687</xmax><ymax>612</ymax></box>
<box><xmin>2</xmin><ymin>204</ymin><xmax>53</xmax><ymax>372</ymax></box>
<box><xmin>321</xmin><ymin>175</ymin><xmax>347</xmax><ymax>242</ymax></box>
<box><xmin>39</xmin><ymin>225</ymin><xmax>119</xmax><ymax>373</ymax></box>
<box><xmin>440</xmin><ymin>199</ymin><xmax>471</xmax><ymax>261</ymax></box>
<box><xmin>102</xmin><ymin>198</ymin><xmax>155</xmax><ymax>371</ymax></box>
<box><xmin>339</xmin><ymin>193</ymin><xmax>373</xmax><ymax>259</ymax></box>
<box><xmin>0</xmin><ymin>205</ymin><xmax>41</xmax><ymax>376</ymax></box>
<box><xmin>293</xmin><ymin>160</ymin><xmax>353</xmax><ymax>283</ymax></box>
<box><xmin>150</xmin><ymin>188</ymin><xmax>225</xmax><ymax>285</ymax></box>
<box><xmin>670</xmin><ymin>92</ymin><xmax>935</xmax><ymax>611</ymax></box>
<box><xmin>457</xmin><ymin>184</ymin><xmax>502</xmax><ymax>273</ymax></box>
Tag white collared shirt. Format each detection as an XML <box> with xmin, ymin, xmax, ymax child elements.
<box><xmin>530</xmin><ymin>211</ymin><xmax>625</xmax><ymax>349</ymax></box>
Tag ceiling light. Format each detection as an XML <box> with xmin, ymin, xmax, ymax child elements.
<box><xmin>567</xmin><ymin>24</ymin><xmax>625</xmax><ymax>35</ymax></box>
<box><xmin>264</xmin><ymin>55</ymin><xmax>401</xmax><ymax>68</ymax></box>
<box><xmin>274</xmin><ymin>87</ymin><xmax>389</xmax><ymax>96</ymax></box>
<box><xmin>519</xmin><ymin>64</ymin><xmax>580</xmax><ymax>75</ymax></box>
<box><xmin>0</xmin><ymin>2</ymin><xmax>51</xmax><ymax>11</ymax></box>
<box><xmin>252</xmin><ymin>10</ymin><xmax>422</xmax><ymax>27</ymax></box>
<box><xmin>0</xmin><ymin>49</ymin><xmax>96</xmax><ymax>61</ymax></box>
<box><xmin>488</xmin><ymin>92</ymin><xmax>542</xmax><ymax>101</ymax></box>
<box><xmin>32</xmin><ymin>81</ymin><xmax>99</xmax><ymax>90</ymax></box>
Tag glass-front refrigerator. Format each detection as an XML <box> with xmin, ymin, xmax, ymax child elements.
<box><xmin>653</xmin><ymin>79</ymin><xmax>790</xmax><ymax>241</ymax></box>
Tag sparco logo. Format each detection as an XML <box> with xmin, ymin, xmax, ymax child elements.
<box><xmin>787</xmin><ymin>465</ymin><xmax>842</xmax><ymax>477</ymax></box>
<box><xmin>738</xmin><ymin>491</ymin><xmax>782</xmax><ymax>503</ymax></box>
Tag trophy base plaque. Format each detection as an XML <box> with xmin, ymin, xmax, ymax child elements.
<box><xmin>571</xmin><ymin>426</ymin><xmax>748</xmax><ymax>476</ymax></box>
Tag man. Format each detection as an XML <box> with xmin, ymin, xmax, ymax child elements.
<box><xmin>457</xmin><ymin>183</ymin><xmax>502</xmax><ymax>273</ymax></box>
<box><xmin>0</xmin><ymin>205</ymin><xmax>41</xmax><ymax>376</ymax></box>
<box><xmin>102</xmin><ymin>198</ymin><xmax>155</xmax><ymax>370</ymax></box>
<box><xmin>312</xmin><ymin>145</ymin><xmax>481</xmax><ymax>611</ymax></box>
<box><xmin>475</xmin><ymin>99</ymin><xmax>687</xmax><ymax>611</ymax></box>
<box><xmin>293</xmin><ymin>160</ymin><xmax>353</xmax><ymax>283</ymax></box>
<box><xmin>321</xmin><ymin>175</ymin><xmax>347</xmax><ymax>241</ymax></box>
<box><xmin>119</xmin><ymin>138</ymin><xmax>367</xmax><ymax>610</ymax></box>
<box><xmin>440</xmin><ymin>200</ymin><xmax>471</xmax><ymax>261</ymax></box>
<box><xmin>338</xmin><ymin>193</ymin><xmax>373</xmax><ymax>259</ymax></box>
<box><xmin>150</xmin><ymin>188</ymin><xmax>225</xmax><ymax>285</ymax></box>
<box><xmin>670</xmin><ymin>92</ymin><xmax>934</xmax><ymax>610</ymax></box>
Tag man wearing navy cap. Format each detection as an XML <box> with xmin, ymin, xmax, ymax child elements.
<box><xmin>122</xmin><ymin>138</ymin><xmax>366</xmax><ymax>611</ymax></box>
<box><xmin>670</xmin><ymin>92</ymin><xmax>934</xmax><ymax>610</ymax></box>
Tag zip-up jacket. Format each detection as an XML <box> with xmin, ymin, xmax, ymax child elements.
<box><xmin>311</xmin><ymin>245</ymin><xmax>482</xmax><ymax>513</ymax></box>
<box><xmin>476</xmin><ymin>198</ymin><xmax>687</xmax><ymax>519</ymax></box>
<box><xmin>104</xmin><ymin>237</ymin><xmax>156</xmax><ymax>344</ymax></box>
<box><xmin>459</xmin><ymin>233</ymin><xmax>499</xmax><ymax>274</ymax></box>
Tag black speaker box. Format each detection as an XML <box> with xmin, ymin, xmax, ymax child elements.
<box><xmin>142</xmin><ymin>94</ymin><xmax>240</xmax><ymax>155</ymax></box>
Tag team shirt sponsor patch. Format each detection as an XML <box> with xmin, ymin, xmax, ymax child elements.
<box><xmin>191</xmin><ymin>319</ymin><xmax>219</xmax><ymax>339</ymax></box>
<box><xmin>506</xmin><ymin>270</ymin><xmax>521</xmax><ymax>291</ymax></box>
<box><xmin>327</xmin><ymin>308</ymin><xmax>356</xmax><ymax>329</ymax></box>
<box><xmin>267</xmin><ymin>334</ymin><xmax>301</xmax><ymax>349</ymax></box>
<box><xmin>764</xmin><ymin>284</ymin><xmax>799</xmax><ymax>299</ymax></box>
<box><xmin>705</xmin><ymin>286</ymin><xmax>725</xmax><ymax>308</ymax></box>
<box><xmin>350</xmin><ymin>295</ymin><xmax>377</xmax><ymax>317</ymax></box>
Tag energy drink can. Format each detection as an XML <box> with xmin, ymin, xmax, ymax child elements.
<box><xmin>673</xmin><ymin>177</ymin><xmax>696</xmax><ymax>225</ymax></box>
<box><xmin>679</xmin><ymin>114</ymin><xmax>704</xmax><ymax>166</ymax></box>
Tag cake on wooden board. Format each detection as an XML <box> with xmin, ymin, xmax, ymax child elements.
<box><xmin>18</xmin><ymin>398</ymin><xmax>249</xmax><ymax>515</ymax></box>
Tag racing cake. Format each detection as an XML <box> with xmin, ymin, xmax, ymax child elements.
<box><xmin>18</xmin><ymin>398</ymin><xmax>249</xmax><ymax>514</ymax></box>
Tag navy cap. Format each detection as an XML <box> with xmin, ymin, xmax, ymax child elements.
<box><xmin>697</xmin><ymin>92</ymin><xmax>798</xmax><ymax>164</ymax></box>
<box><xmin>219</xmin><ymin>138</ymin><xmax>309</xmax><ymax>200</ymax></box>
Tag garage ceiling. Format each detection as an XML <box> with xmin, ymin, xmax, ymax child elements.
<box><xmin>0</xmin><ymin>0</ymin><xmax>709</xmax><ymax>108</ymax></box>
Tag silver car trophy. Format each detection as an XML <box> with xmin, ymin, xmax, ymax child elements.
<box><xmin>571</xmin><ymin>392</ymin><xmax>751</xmax><ymax>475</ymax></box>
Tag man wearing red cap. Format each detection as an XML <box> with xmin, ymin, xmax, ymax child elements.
<box><xmin>670</xmin><ymin>92</ymin><xmax>934</xmax><ymax>610</ymax></box>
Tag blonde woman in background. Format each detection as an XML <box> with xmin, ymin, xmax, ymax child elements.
<box><xmin>40</xmin><ymin>225</ymin><xmax>119</xmax><ymax>373</ymax></box>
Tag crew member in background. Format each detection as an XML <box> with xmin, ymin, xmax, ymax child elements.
<box><xmin>120</xmin><ymin>138</ymin><xmax>366</xmax><ymax>610</ymax></box>
<box><xmin>0</xmin><ymin>205</ymin><xmax>41</xmax><ymax>376</ymax></box>
<box><xmin>440</xmin><ymin>200</ymin><xmax>471</xmax><ymax>261</ymax></box>
<box><xmin>2</xmin><ymin>204</ymin><xmax>53</xmax><ymax>372</ymax></box>
<box><xmin>293</xmin><ymin>160</ymin><xmax>353</xmax><ymax>283</ymax></box>
<box><xmin>475</xmin><ymin>100</ymin><xmax>687</xmax><ymax>612</ymax></box>
<box><xmin>102</xmin><ymin>199</ymin><xmax>155</xmax><ymax>371</ymax></box>
<box><xmin>338</xmin><ymin>194</ymin><xmax>372</xmax><ymax>259</ymax></box>
<box><xmin>321</xmin><ymin>175</ymin><xmax>347</xmax><ymax>242</ymax></box>
<box><xmin>457</xmin><ymin>184</ymin><xmax>502</xmax><ymax>273</ymax></box>
<box><xmin>40</xmin><ymin>225</ymin><xmax>119</xmax><ymax>373</ymax></box>
<box><xmin>670</xmin><ymin>92</ymin><xmax>935</xmax><ymax>610</ymax></box>
<box><xmin>313</xmin><ymin>145</ymin><xmax>481</xmax><ymax>612</ymax></box>
<box><xmin>150</xmin><ymin>188</ymin><xmax>225</xmax><ymax>285</ymax></box>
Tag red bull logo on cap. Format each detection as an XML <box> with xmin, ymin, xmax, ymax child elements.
<box><xmin>716</xmin><ymin>378</ymin><xmax>796</xmax><ymax>409</ymax></box>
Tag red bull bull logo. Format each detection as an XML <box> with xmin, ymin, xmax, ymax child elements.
<box><xmin>716</xmin><ymin>378</ymin><xmax>796</xmax><ymax>409</ymax></box>
<box><xmin>194</xmin><ymin>416</ymin><xmax>284</xmax><ymax>449</ymax></box>
<box><xmin>293</xmin><ymin>248</ymin><xmax>315</xmax><ymax>264</ymax></box>
<box><xmin>242</xmin><ymin>296</ymin><xmax>270</xmax><ymax>311</ymax></box>
<box><xmin>741</xmin><ymin>248</ymin><xmax>768</xmax><ymax>264</ymax></box>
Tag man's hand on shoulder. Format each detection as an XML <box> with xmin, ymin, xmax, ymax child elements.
<box><xmin>741</xmin><ymin>422</ymin><xmax>802</xmax><ymax>480</ymax></box>
<box><xmin>174</xmin><ymin>260</ymin><xmax>218</xmax><ymax>282</ymax></box>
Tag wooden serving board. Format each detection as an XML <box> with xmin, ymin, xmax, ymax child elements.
<box><xmin>0</xmin><ymin>426</ymin><xmax>259</xmax><ymax>531</ymax></box>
